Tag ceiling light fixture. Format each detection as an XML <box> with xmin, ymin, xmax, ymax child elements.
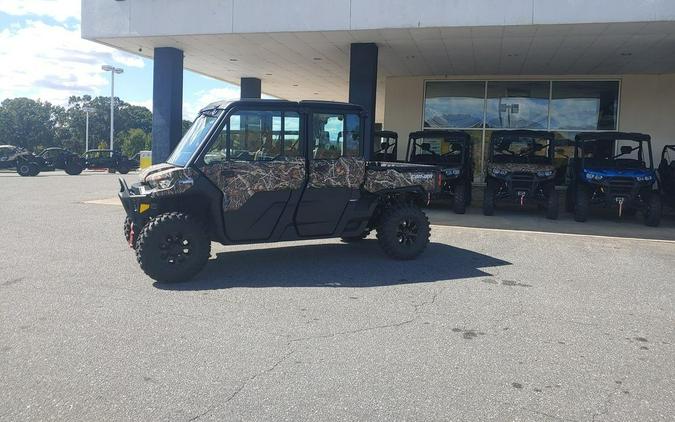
<box><xmin>313</xmin><ymin>57</ymin><xmax>322</xmax><ymax>61</ymax></box>
<box><xmin>229</xmin><ymin>58</ymin><xmax>238</xmax><ymax>62</ymax></box>
<box><xmin>620</xmin><ymin>52</ymin><xmax>633</xmax><ymax>57</ymax></box>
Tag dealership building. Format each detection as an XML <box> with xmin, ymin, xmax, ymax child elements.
<box><xmin>82</xmin><ymin>0</ymin><xmax>675</xmax><ymax>177</ymax></box>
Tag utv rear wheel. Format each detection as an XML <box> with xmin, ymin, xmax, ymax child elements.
<box><xmin>65</xmin><ymin>162</ymin><xmax>83</xmax><ymax>175</ymax></box>
<box><xmin>17</xmin><ymin>162</ymin><xmax>33</xmax><ymax>177</ymax></box>
<box><xmin>546</xmin><ymin>187</ymin><xmax>559</xmax><ymax>220</ymax></box>
<box><xmin>483</xmin><ymin>178</ymin><xmax>496</xmax><ymax>216</ymax></box>
<box><xmin>574</xmin><ymin>186</ymin><xmax>590</xmax><ymax>222</ymax></box>
<box><xmin>644</xmin><ymin>193</ymin><xmax>662</xmax><ymax>227</ymax></box>
<box><xmin>136</xmin><ymin>212</ymin><xmax>211</xmax><ymax>283</ymax></box>
<box><xmin>377</xmin><ymin>204</ymin><xmax>430</xmax><ymax>260</ymax></box>
<box><xmin>117</xmin><ymin>166</ymin><xmax>130</xmax><ymax>175</ymax></box>
<box><xmin>28</xmin><ymin>163</ymin><xmax>40</xmax><ymax>176</ymax></box>
<box><xmin>453</xmin><ymin>183</ymin><xmax>467</xmax><ymax>214</ymax></box>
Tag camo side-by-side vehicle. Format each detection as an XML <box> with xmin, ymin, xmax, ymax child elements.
<box><xmin>483</xmin><ymin>130</ymin><xmax>559</xmax><ymax>219</ymax></box>
<box><xmin>37</xmin><ymin>147</ymin><xmax>85</xmax><ymax>175</ymax></box>
<box><xmin>566</xmin><ymin>132</ymin><xmax>661</xmax><ymax>226</ymax></box>
<box><xmin>406</xmin><ymin>130</ymin><xmax>474</xmax><ymax>214</ymax></box>
<box><xmin>119</xmin><ymin>100</ymin><xmax>443</xmax><ymax>282</ymax></box>
<box><xmin>657</xmin><ymin>145</ymin><xmax>675</xmax><ymax>209</ymax></box>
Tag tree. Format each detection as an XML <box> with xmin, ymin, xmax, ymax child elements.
<box><xmin>0</xmin><ymin>98</ymin><xmax>62</xmax><ymax>151</ymax></box>
<box><xmin>119</xmin><ymin>128</ymin><xmax>151</xmax><ymax>157</ymax></box>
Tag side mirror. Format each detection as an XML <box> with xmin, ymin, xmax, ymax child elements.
<box><xmin>620</xmin><ymin>146</ymin><xmax>632</xmax><ymax>155</ymax></box>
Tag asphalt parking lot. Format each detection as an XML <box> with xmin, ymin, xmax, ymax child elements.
<box><xmin>1</xmin><ymin>171</ymin><xmax>674</xmax><ymax>421</ymax></box>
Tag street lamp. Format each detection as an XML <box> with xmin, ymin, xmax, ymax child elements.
<box><xmin>101</xmin><ymin>65</ymin><xmax>124</xmax><ymax>155</ymax></box>
<box><xmin>82</xmin><ymin>106</ymin><xmax>95</xmax><ymax>152</ymax></box>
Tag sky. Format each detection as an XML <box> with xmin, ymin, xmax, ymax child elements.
<box><xmin>0</xmin><ymin>0</ymin><xmax>241</xmax><ymax>120</ymax></box>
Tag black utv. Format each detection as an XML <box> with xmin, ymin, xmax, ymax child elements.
<box><xmin>37</xmin><ymin>147</ymin><xmax>85</xmax><ymax>175</ymax></box>
<box><xmin>483</xmin><ymin>130</ymin><xmax>558</xmax><ymax>219</ymax></box>
<box><xmin>0</xmin><ymin>145</ymin><xmax>42</xmax><ymax>176</ymax></box>
<box><xmin>658</xmin><ymin>145</ymin><xmax>675</xmax><ymax>209</ymax></box>
<box><xmin>83</xmin><ymin>149</ymin><xmax>136</xmax><ymax>174</ymax></box>
<box><xmin>119</xmin><ymin>100</ymin><xmax>443</xmax><ymax>283</ymax></box>
<box><xmin>373</xmin><ymin>130</ymin><xmax>398</xmax><ymax>162</ymax></box>
<box><xmin>566</xmin><ymin>132</ymin><xmax>661</xmax><ymax>226</ymax></box>
<box><xmin>406</xmin><ymin>130</ymin><xmax>473</xmax><ymax>214</ymax></box>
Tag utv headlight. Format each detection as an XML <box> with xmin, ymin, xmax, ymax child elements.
<box><xmin>584</xmin><ymin>171</ymin><xmax>604</xmax><ymax>181</ymax></box>
<box><xmin>445</xmin><ymin>168</ymin><xmax>461</xmax><ymax>177</ymax></box>
<box><xmin>490</xmin><ymin>168</ymin><xmax>508</xmax><ymax>176</ymax></box>
<box><xmin>636</xmin><ymin>175</ymin><xmax>654</xmax><ymax>182</ymax></box>
<box><xmin>157</xmin><ymin>179</ymin><xmax>173</xmax><ymax>189</ymax></box>
<box><xmin>537</xmin><ymin>170</ymin><xmax>554</xmax><ymax>177</ymax></box>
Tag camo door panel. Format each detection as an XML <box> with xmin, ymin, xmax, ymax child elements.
<box><xmin>200</xmin><ymin>158</ymin><xmax>306</xmax><ymax>241</ymax></box>
<box><xmin>307</xmin><ymin>156</ymin><xmax>366</xmax><ymax>189</ymax></box>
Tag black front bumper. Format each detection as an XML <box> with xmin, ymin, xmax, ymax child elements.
<box><xmin>118</xmin><ymin>178</ymin><xmax>154</xmax><ymax>226</ymax></box>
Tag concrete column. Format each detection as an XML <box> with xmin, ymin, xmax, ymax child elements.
<box><xmin>241</xmin><ymin>77</ymin><xmax>262</xmax><ymax>99</ymax></box>
<box><xmin>152</xmin><ymin>47</ymin><xmax>183</xmax><ymax>164</ymax></box>
<box><xmin>348</xmin><ymin>43</ymin><xmax>378</xmax><ymax>160</ymax></box>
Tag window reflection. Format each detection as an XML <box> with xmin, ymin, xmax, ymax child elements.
<box><xmin>424</xmin><ymin>81</ymin><xmax>485</xmax><ymax>129</ymax></box>
<box><xmin>486</xmin><ymin>81</ymin><xmax>550</xmax><ymax>129</ymax></box>
<box><xmin>550</xmin><ymin>81</ymin><xmax>619</xmax><ymax>130</ymax></box>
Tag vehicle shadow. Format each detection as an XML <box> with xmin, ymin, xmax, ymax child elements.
<box><xmin>154</xmin><ymin>240</ymin><xmax>510</xmax><ymax>291</ymax></box>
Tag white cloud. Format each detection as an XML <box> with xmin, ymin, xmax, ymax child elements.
<box><xmin>183</xmin><ymin>86</ymin><xmax>241</xmax><ymax>119</ymax></box>
<box><xmin>0</xmin><ymin>0</ymin><xmax>80</xmax><ymax>22</ymax></box>
<box><xmin>0</xmin><ymin>20</ymin><xmax>145</xmax><ymax>105</ymax></box>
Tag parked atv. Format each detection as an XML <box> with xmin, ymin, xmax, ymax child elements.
<box><xmin>406</xmin><ymin>130</ymin><xmax>473</xmax><ymax>214</ymax></box>
<box><xmin>37</xmin><ymin>147</ymin><xmax>85</xmax><ymax>175</ymax></box>
<box><xmin>83</xmin><ymin>149</ymin><xmax>137</xmax><ymax>174</ymax></box>
<box><xmin>374</xmin><ymin>130</ymin><xmax>398</xmax><ymax>162</ymax></box>
<box><xmin>657</xmin><ymin>145</ymin><xmax>675</xmax><ymax>209</ymax></box>
<box><xmin>0</xmin><ymin>144</ymin><xmax>41</xmax><ymax>176</ymax></box>
<box><xmin>567</xmin><ymin>132</ymin><xmax>661</xmax><ymax>226</ymax></box>
<box><xmin>483</xmin><ymin>130</ymin><xmax>558</xmax><ymax>219</ymax></box>
<box><xmin>119</xmin><ymin>99</ymin><xmax>443</xmax><ymax>283</ymax></box>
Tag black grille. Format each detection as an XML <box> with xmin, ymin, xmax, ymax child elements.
<box><xmin>606</xmin><ymin>177</ymin><xmax>635</xmax><ymax>195</ymax></box>
<box><xmin>511</xmin><ymin>172</ymin><xmax>535</xmax><ymax>190</ymax></box>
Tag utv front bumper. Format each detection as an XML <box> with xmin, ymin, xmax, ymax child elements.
<box><xmin>118</xmin><ymin>178</ymin><xmax>157</xmax><ymax>227</ymax></box>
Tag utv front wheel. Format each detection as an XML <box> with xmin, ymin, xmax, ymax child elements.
<box><xmin>574</xmin><ymin>186</ymin><xmax>590</xmax><ymax>222</ymax></box>
<box><xmin>136</xmin><ymin>212</ymin><xmax>211</xmax><ymax>282</ymax></box>
<box><xmin>377</xmin><ymin>204</ymin><xmax>430</xmax><ymax>260</ymax></box>
<box><xmin>453</xmin><ymin>182</ymin><xmax>467</xmax><ymax>214</ymax></box>
<box><xmin>546</xmin><ymin>187</ymin><xmax>559</xmax><ymax>220</ymax></box>
<box><xmin>17</xmin><ymin>162</ymin><xmax>33</xmax><ymax>177</ymax></box>
<box><xmin>644</xmin><ymin>193</ymin><xmax>662</xmax><ymax>227</ymax></box>
<box><xmin>483</xmin><ymin>178</ymin><xmax>496</xmax><ymax>216</ymax></box>
<box><xmin>65</xmin><ymin>162</ymin><xmax>83</xmax><ymax>175</ymax></box>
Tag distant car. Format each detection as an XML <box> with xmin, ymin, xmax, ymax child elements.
<box><xmin>37</xmin><ymin>147</ymin><xmax>85</xmax><ymax>175</ymax></box>
<box><xmin>83</xmin><ymin>149</ymin><xmax>136</xmax><ymax>174</ymax></box>
<box><xmin>0</xmin><ymin>144</ymin><xmax>41</xmax><ymax>176</ymax></box>
<box><xmin>657</xmin><ymin>144</ymin><xmax>675</xmax><ymax>209</ymax></box>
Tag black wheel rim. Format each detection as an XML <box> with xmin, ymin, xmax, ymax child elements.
<box><xmin>396</xmin><ymin>217</ymin><xmax>419</xmax><ymax>247</ymax></box>
<box><xmin>158</xmin><ymin>233</ymin><xmax>193</xmax><ymax>265</ymax></box>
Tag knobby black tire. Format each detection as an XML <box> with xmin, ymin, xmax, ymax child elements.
<box><xmin>574</xmin><ymin>186</ymin><xmax>590</xmax><ymax>222</ymax></box>
<box><xmin>453</xmin><ymin>183</ymin><xmax>467</xmax><ymax>214</ymax></box>
<box><xmin>136</xmin><ymin>212</ymin><xmax>211</xmax><ymax>283</ymax></box>
<box><xmin>644</xmin><ymin>193</ymin><xmax>662</xmax><ymax>227</ymax></box>
<box><xmin>17</xmin><ymin>162</ymin><xmax>32</xmax><ymax>177</ymax></box>
<box><xmin>65</xmin><ymin>163</ymin><xmax>83</xmax><ymax>175</ymax></box>
<box><xmin>376</xmin><ymin>204</ymin><xmax>430</xmax><ymax>260</ymax></box>
<box><xmin>546</xmin><ymin>187</ymin><xmax>559</xmax><ymax>220</ymax></box>
<box><xmin>483</xmin><ymin>178</ymin><xmax>496</xmax><ymax>216</ymax></box>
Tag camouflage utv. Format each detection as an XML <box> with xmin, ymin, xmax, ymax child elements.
<box><xmin>119</xmin><ymin>100</ymin><xmax>443</xmax><ymax>283</ymax></box>
<box><xmin>483</xmin><ymin>130</ymin><xmax>559</xmax><ymax>219</ymax></box>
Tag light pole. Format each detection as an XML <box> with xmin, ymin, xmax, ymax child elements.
<box><xmin>101</xmin><ymin>65</ymin><xmax>124</xmax><ymax>155</ymax></box>
<box><xmin>82</xmin><ymin>106</ymin><xmax>95</xmax><ymax>152</ymax></box>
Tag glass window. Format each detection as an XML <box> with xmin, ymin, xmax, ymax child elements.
<box><xmin>486</xmin><ymin>81</ymin><xmax>550</xmax><ymax>129</ymax></box>
<box><xmin>424</xmin><ymin>81</ymin><xmax>485</xmax><ymax>129</ymax></box>
<box><xmin>229</xmin><ymin>111</ymin><xmax>282</xmax><ymax>161</ymax></box>
<box><xmin>550</xmin><ymin>81</ymin><xmax>619</xmax><ymax>130</ymax></box>
<box><xmin>168</xmin><ymin>110</ymin><xmax>221</xmax><ymax>166</ymax></box>
<box><xmin>311</xmin><ymin>113</ymin><xmax>362</xmax><ymax>159</ymax></box>
<box><xmin>284</xmin><ymin>113</ymin><xmax>302</xmax><ymax>157</ymax></box>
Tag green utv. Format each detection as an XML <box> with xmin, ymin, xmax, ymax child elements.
<box><xmin>120</xmin><ymin>100</ymin><xmax>443</xmax><ymax>283</ymax></box>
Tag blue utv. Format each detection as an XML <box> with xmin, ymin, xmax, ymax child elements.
<box><xmin>566</xmin><ymin>132</ymin><xmax>661</xmax><ymax>226</ymax></box>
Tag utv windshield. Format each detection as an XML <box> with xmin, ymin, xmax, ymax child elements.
<box><xmin>580</xmin><ymin>139</ymin><xmax>648</xmax><ymax>169</ymax></box>
<box><xmin>166</xmin><ymin>109</ymin><xmax>222</xmax><ymax>166</ymax></box>
<box><xmin>410</xmin><ymin>136</ymin><xmax>464</xmax><ymax>165</ymax></box>
<box><xmin>491</xmin><ymin>135</ymin><xmax>552</xmax><ymax>164</ymax></box>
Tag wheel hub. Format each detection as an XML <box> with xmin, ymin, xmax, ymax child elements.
<box><xmin>396</xmin><ymin>218</ymin><xmax>419</xmax><ymax>247</ymax></box>
<box><xmin>159</xmin><ymin>233</ymin><xmax>191</xmax><ymax>265</ymax></box>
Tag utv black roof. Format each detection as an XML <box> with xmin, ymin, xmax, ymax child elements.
<box><xmin>409</xmin><ymin>130</ymin><xmax>470</xmax><ymax>142</ymax></box>
<box><xmin>200</xmin><ymin>99</ymin><xmax>365</xmax><ymax>114</ymax></box>
<box><xmin>490</xmin><ymin>130</ymin><xmax>555</xmax><ymax>141</ymax></box>
<box><xmin>575</xmin><ymin>132</ymin><xmax>651</xmax><ymax>142</ymax></box>
<box><xmin>375</xmin><ymin>130</ymin><xmax>398</xmax><ymax>139</ymax></box>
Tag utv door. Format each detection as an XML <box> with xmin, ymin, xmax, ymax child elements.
<box><xmin>295</xmin><ymin>112</ymin><xmax>365</xmax><ymax>237</ymax></box>
<box><xmin>200</xmin><ymin>109</ymin><xmax>306</xmax><ymax>242</ymax></box>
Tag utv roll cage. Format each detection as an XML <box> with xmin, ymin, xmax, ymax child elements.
<box><xmin>488</xmin><ymin>130</ymin><xmax>555</xmax><ymax>164</ymax></box>
<box><xmin>573</xmin><ymin>132</ymin><xmax>653</xmax><ymax>170</ymax></box>
<box><xmin>407</xmin><ymin>130</ymin><xmax>471</xmax><ymax>165</ymax></box>
<box><xmin>374</xmin><ymin>130</ymin><xmax>398</xmax><ymax>161</ymax></box>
